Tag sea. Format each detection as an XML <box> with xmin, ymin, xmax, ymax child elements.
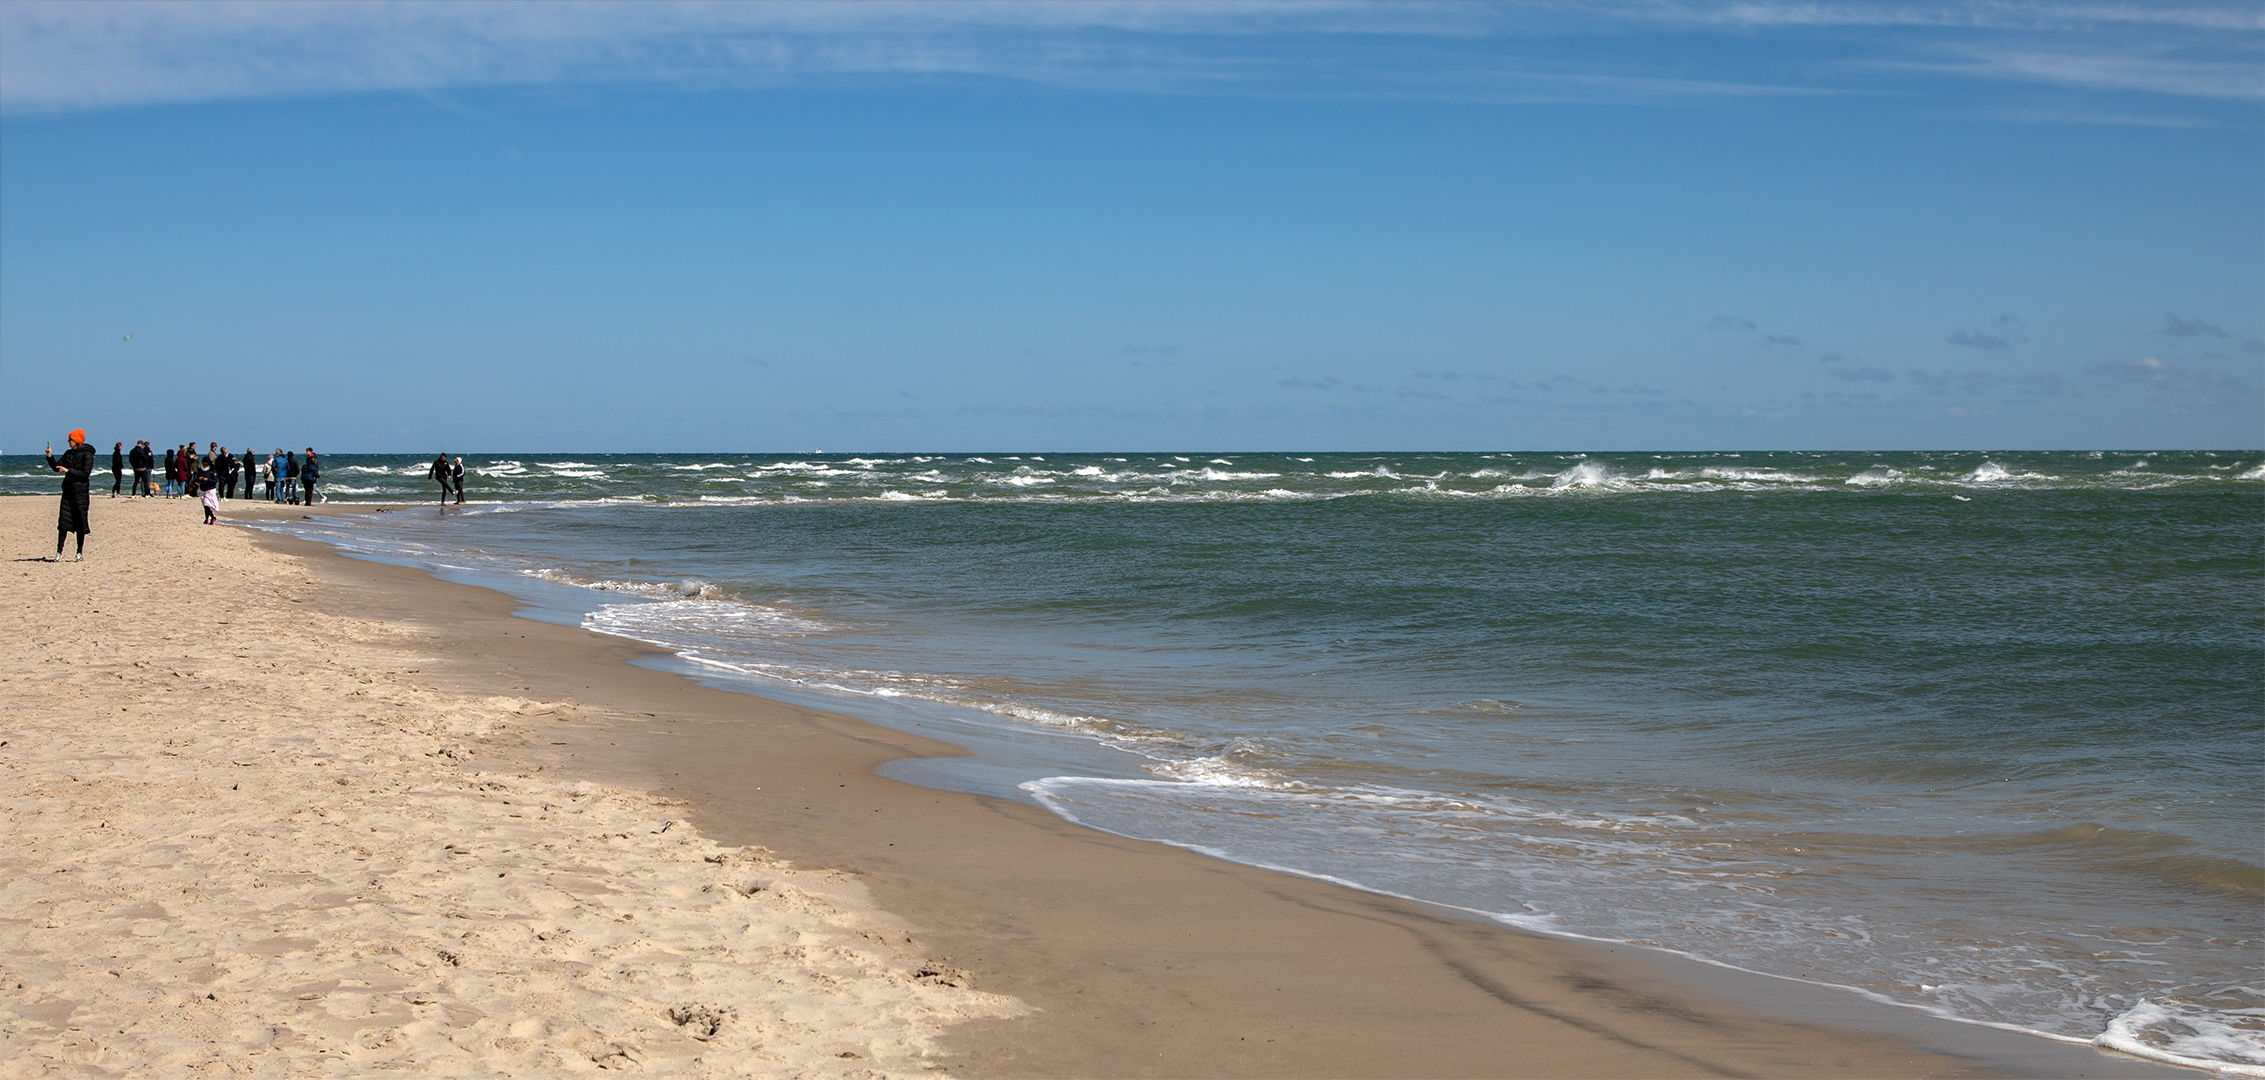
<box><xmin>10</xmin><ymin>449</ymin><xmax>2260</xmax><ymax>1074</ymax></box>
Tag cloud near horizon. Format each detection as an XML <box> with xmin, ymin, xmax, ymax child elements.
<box><xmin>2087</xmin><ymin>356</ymin><xmax>2257</xmax><ymax>400</ymax></box>
<box><xmin>2162</xmin><ymin>312</ymin><xmax>2228</xmax><ymax>337</ymax></box>
<box><xmin>1949</xmin><ymin>330</ymin><xmax>2020</xmax><ymax>350</ymax></box>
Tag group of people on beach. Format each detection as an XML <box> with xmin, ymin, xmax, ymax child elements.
<box><xmin>41</xmin><ymin>432</ymin><xmax>475</xmax><ymax>561</ymax></box>
<box><xmin>41</xmin><ymin>431</ymin><xmax>326</xmax><ymax>559</ymax></box>
<box><xmin>113</xmin><ymin>441</ymin><xmax>322</xmax><ymax>509</ymax></box>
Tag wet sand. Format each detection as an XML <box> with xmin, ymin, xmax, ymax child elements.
<box><xmin>1</xmin><ymin>495</ymin><xmax>2191</xmax><ymax>1078</ymax></box>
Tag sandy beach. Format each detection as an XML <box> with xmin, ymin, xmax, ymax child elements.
<box><xmin>0</xmin><ymin>497</ymin><xmax>1020</xmax><ymax>1077</ymax></box>
<box><xmin>0</xmin><ymin>494</ymin><xmax>2193</xmax><ymax>1078</ymax></box>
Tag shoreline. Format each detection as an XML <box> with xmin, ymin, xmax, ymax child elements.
<box><xmin>5</xmin><ymin>495</ymin><xmax>2196</xmax><ymax>1077</ymax></box>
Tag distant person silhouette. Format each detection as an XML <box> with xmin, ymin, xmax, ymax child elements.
<box><xmin>452</xmin><ymin>456</ymin><xmax>466</xmax><ymax>504</ymax></box>
<box><xmin>430</xmin><ymin>453</ymin><xmax>452</xmax><ymax>505</ymax></box>
<box><xmin>110</xmin><ymin>442</ymin><xmax>124</xmax><ymax>497</ymax></box>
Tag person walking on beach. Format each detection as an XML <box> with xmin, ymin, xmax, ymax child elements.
<box><xmin>430</xmin><ymin>453</ymin><xmax>452</xmax><ymax>505</ymax></box>
<box><xmin>196</xmin><ymin>455</ymin><xmax>220</xmax><ymax>524</ymax></box>
<box><xmin>130</xmin><ymin>441</ymin><xmax>153</xmax><ymax>497</ymax></box>
<box><xmin>265</xmin><ymin>449</ymin><xmax>281</xmax><ymax>502</ymax></box>
<box><xmin>301</xmin><ymin>448</ymin><xmax>321</xmax><ymax>504</ymax></box>
<box><xmin>451</xmin><ymin>456</ymin><xmax>466</xmax><ymax>504</ymax></box>
<box><xmin>45</xmin><ymin>429</ymin><xmax>95</xmax><ymax>561</ymax></box>
<box><xmin>160</xmin><ymin>447</ymin><xmax>177</xmax><ymax>497</ymax></box>
<box><xmin>110</xmin><ymin>442</ymin><xmax>124</xmax><ymax>497</ymax></box>
<box><xmin>282</xmin><ymin>451</ymin><xmax>300</xmax><ymax>505</ymax></box>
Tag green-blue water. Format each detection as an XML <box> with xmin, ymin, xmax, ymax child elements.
<box><xmin>14</xmin><ymin>449</ymin><xmax>2259</xmax><ymax>1071</ymax></box>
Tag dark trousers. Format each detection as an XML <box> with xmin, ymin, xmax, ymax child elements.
<box><xmin>133</xmin><ymin>468</ymin><xmax>151</xmax><ymax>496</ymax></box>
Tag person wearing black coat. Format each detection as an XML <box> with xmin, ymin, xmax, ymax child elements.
<box><xmin>301</xmin><ymin>449</ymin><xmax>321</xmax><ymax>505</ymax></box>
<box><xmin>46</xmin><ymin>429</ymin><xmax>95</xmax><ymax>560</ymax></box>
<box><xmin>130</xmin><ymin>441</ymin><xmax>153</xmax><ymax>497</ymax></box>
<box><xmin>110</xmin><ymin>442</ymin><xmax>124</xmax><ymax>497</ymax></box>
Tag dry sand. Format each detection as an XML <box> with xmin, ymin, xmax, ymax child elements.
<box><xmin>1</xmin><ymin>494</ymin><xmax>2189</xmax><ymax>1079</ymax></box>
<box><xmin>0</xmin><ymin>496</ymin><xmax>1021</xmax><ymax>1077</ymax></box>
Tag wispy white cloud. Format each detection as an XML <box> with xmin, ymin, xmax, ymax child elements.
<box><xmin>1889</xmin><ymin>46</ymin><xmax>2263</xmax><ymax>101</ymax></box>
<box><xmin>1972</xmin><ymin>106</ymin><xmax>2215</xmax><ymax>128</ymax></box>
<box><xmin>1</xmin><ymin>0</ymin><xmax>2255</xmax><ymax>114</ymax></box>
<box><xmin>0</xmin><ymin>1</ymin><xmax>1827</xmax><ymax>111</ymax></box>
<box><xmin>1658</xmin><ymin>1</ymin><xmax>2263</xmax><ymax>34</ymax></box>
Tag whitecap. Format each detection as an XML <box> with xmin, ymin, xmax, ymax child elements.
<box><xmin>1698</xmin><ymin>467</ymin><xmax>1816</xmax><ymax>483</ymax></box>
<box><xmin>2094</xmin><ymin>997</ymin><xmax>2265</xmax><ymax>1077</ymax></box>
<box><xmin>1195</xmin><ymin>468</ymin><xmax>1281</xmax><ymax>481</ymax></box>
<box><xmin>1846</xmin><ymin>469</ymin><xmax>1903</xmax><ymax>487</ymax></box>
<box><xmin>1962</xmin><ymin>461</ymin><xmax>2054</xmax><ymax>485</ymax></box>
<box><xmin>1551</xmin><ymin>461</ymin><xmax>1636</xmax><ymax>491</ymax></box>
<box><xmin>528</xmin><ymin>569</ymin><xmax>730</xmax><ymax>600</ymax></box>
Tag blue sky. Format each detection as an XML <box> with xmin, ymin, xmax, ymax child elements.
<box><xmin>2</xmin><ymin>1</ymin><xmax>2258</xmax><ymax>452</ymax></box>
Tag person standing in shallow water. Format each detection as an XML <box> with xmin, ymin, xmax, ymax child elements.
<box><xmin>45</xmin><ymin>429</ymin><xmax>94</xmax><ymax>561</ymax></box>
<box><xmin>430</xmin><ymin>453</ymin><xmax>452</xmax><ymax>505</ymax></box>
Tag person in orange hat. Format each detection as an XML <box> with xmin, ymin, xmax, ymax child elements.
<box><xmin>44</xmin><ymin>428</ymin><xmax>95</xmax><ymax>561</ymax></box>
